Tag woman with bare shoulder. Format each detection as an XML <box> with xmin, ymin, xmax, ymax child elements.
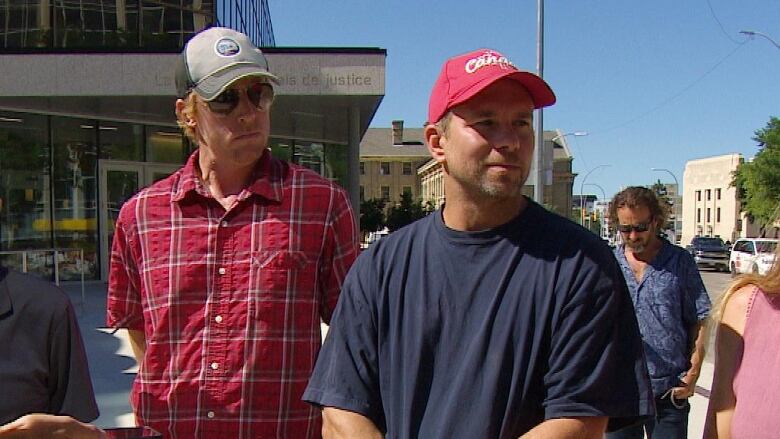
<box><xmin>704</xmin><ymin>241</ymin><xmax>780</xmax><ymax>438</ymax></box>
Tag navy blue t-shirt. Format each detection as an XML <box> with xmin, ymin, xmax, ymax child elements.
<box><xmin>303</xmin><ymin>201</ymin><xmax>653</xmax><ymax>438</ymax></box>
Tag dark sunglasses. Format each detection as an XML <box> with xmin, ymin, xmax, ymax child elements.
<box><xmin>205</xmin><ymin>82</ymin><xmax>274</xmax><ymax>115</ymax></box>
<box><xmin>617</xmin><ymin>222</ymin><xmax>651</xmax><ymax>234</ymax></box>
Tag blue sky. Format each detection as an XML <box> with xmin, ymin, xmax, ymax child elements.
<box><xmin>270</xmin><ymin>0</ymin><xmax>779</xmax><ymax>199</ymax></box>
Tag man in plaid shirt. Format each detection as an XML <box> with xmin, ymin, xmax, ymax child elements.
<box><xmin>106</xmin><ymin>27</ymin><xmax>359</xmax><ymax>439</ymax></box>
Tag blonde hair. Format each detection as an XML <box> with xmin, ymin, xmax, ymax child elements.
<box><xmin>714</xmin><ymin>242</ymin><xmax>780</xmax><ymax>322</ymax></box>
<box><xmin>176</xmin><ymin>93</ymin><xmax>199</xmax><ymax>142</ymax></box>
<box><xmin>434</xmin><ymin>112</ymin><xmax>452</xmax><ymax>135</ymax></box>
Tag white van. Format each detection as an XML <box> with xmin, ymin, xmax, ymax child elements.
<box><xmin>729</xmin><ymin>238</ymin><xmax>778</xmax><ymax>276</ymax></box>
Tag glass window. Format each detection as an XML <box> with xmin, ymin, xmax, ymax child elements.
<box><xmin>360</xmin><ymin>161</ymin><xmax>365</xmax><ymax>175</ymax></box>
<box><xmin>359</xmin><ymin>186</ymin><xmax>364</xmax><ymax>202</ymax></box>
<box><xmin>293</xmin><ymin>141</ymin><xmax>324</xmax><ymax>175</ymax></box>
<box><xmin>269</xmin><ymin>138</ymin><xmax>292</xmax><ymax>162</ymax></box>
<box><xmin>146</xmin><ymin>126</ymin><xmax>186</xmax><ymax>164</ymax></box>
<box><xmin>403</xmin><ymin>186</ymin><xmax>412</xmax><ymax>196</ymax></box>
<box><xmin>0</xmin><ymin>1</ymin><xmax>48</xmax><ymax>49</ymax></box>
<box><xmin>706</xmin><ymin>208</ymin><xmax>711</xmax><ymax>222</ymax></box>
<box><xmin>99</xmin><ymin>121</ymin><xmax>144</xmax><ymax>161</ymax></box>
<box><xmin>716</xmin><ymin>188</ymin><xmax>721</xmax><ymax>200</ymax></box>
<box><xmin>0</xmin><ymin>111</ymin><xmax>51</xmax><ymax>257</ymax></box>
<box><xmin>697</xmin><ymin>208</ymin><xmax>701</xmax><ymax>222</ymax></box>
<box><xmin>381</xmin><ymin>186</ymin><xmax>390</xmax><ymax>200</ymax></box>
<box><xmin>696</xmin><ymin>190</ymin><xmax>701</xmax><ymax>201</ymax></box>
<box><xmin>380</xmin><ymin>162</ymin><xmax>391</xmax><ymax>175</ymax></box>
<box><xmin>51</xmin><ymin>116</ymin><xmax>98</xmax><ymax>280</ymax></box>
<box><xmin>403</xmin><ymin>162</ymin><xmax>412</xmax><ymax>175</ymax></box>
<box><xmin>706</xmin><ymin>189</ymin><xmax>711</xmax><ymax>201</ymax></box>
<box><xmin>0</xmin><ymin>0</ymin><xmax>212</xmax><ymax>49</ymax></box>
<box><xmin>716</xmin><ymin>207</ymin><xmax>721</xmax><ymax>223</ymax></box>
<box><xmin>323</xmin><ymin>142</ymin><xmax>348</xmax><ymax>189</ymax></box>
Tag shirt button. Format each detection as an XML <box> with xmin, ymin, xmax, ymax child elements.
<box><xmin>210</xmin><ymin>362</ymin><xmax>219</xmax><ymax>370</ymax></box>
<box><xmin>207</xmin><ymin>411</ymin><xmax>215</xmax><ymax>419</ymax></box>
<box><xmin>214</xmin><ymin>315</ymin><xmax>223</xmax><ymax>323</ymax></box>
<box><xmin>218</xmin><ymin>267</ymin><xmax>226</xmax><ymax>275</ymax></box>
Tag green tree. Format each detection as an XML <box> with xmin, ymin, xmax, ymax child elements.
<box><xmin>359</xmin><ymin>198</ymin><xmax>386</xmax><ymax>241</ymax></box>
<box><xmin>732</xmin><ymin>117</ymin><xmax>780</xmax><ymax>228</ymax></box>
<box><xmin>385</xmin><ymin>192</ymin><xmax>431</xmax><ymax>232</ymax></box>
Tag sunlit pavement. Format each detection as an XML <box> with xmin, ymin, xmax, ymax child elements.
<box><xmin>61</xmin><ymin>273</ymin><xmax>725</xmax><ymax>436</ymax></box>
<box><xmin>62</xmin><ymin>281</ymin><xmax>135</xmax><ymax>429</ymax></box>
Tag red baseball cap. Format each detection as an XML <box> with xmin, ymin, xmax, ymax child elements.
<box><xmin>427</xmin><ymin>48</ymin><xmax>556</xmax><ymax>124</ymax></box>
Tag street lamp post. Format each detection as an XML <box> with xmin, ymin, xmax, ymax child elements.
<box><xmin>651</xmin><ymin>167</ymin><xmax>679</xmax><ymax>243</ymax></box>
<box><xmin>533</xmin><ymin>0</ymin><xmax>545</xmax><ymax>204</ymax></box>
<box><xmin>584</xmin><ymin>183</ymin><xmax>606</xmax><ymax>200</ymax></box>
<box><xmin>579</xmin><ymin>164</ymin><xmax>610</xmax><ymax>226</ymax></box>
<box><xmin>584</xmin><ymin>183</ymin><xmax>606</xmax><ymax>233</ymax></box>
<box><xmin>740</xmin><ymin>30</ymin><xmax>780</xmax><ymax>50</ymax></box>
<box><xmin>551</xmin><ymin>131</ymin><xmax>588</xmax><ymax>143</ymax></box>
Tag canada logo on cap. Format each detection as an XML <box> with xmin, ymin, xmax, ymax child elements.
<box><xmin>428</xmin><ymin>48</ymin><xmax>556</xmax><ymax>124</ymax></box>
<box><xmin>464</xmin><ymin>50</ymin><xmax>516</xmax><ymax>74</ymax></box>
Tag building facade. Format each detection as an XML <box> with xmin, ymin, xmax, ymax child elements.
<box><xmin>359</xmin><ymin>121</ymin><xmax>430</xmax><ymax>206</ymax></box>
<box><xmin>682</xmin><ymin>154</ymin><xmax>746</xmax><ymax>246</ymax></box>
<box><xmin>418</xmin><ymin>129</ymin><xmax>576</xmax><ymax>216</ymax></box>
<box><xmin>649</xmin><ymin>181</ymin><xmax>682</xmax><ymax>244</ymax></box>
<box><xmin>0</xmin><ymin>1</ymin><xmax>386</xmax><ymax>280</ymax></box>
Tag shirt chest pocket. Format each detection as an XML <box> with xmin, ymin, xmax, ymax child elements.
<box><xmin>253</xmin><ymin>250</ymin><xmax>317</xmax><ymax>298</ymax></box>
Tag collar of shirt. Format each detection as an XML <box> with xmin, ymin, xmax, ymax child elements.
<box><xmin>172</xmin><ymin>149</ymin><xmax>285</xmax><ymax>204</ymax></box>
<box><xmin>615</xmin><ymin>239</ymin><xmax>674</xmax><ymax>287</ymax></box>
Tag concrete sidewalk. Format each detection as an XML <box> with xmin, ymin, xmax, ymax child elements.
<box><xmin>62</xmin><ymin>281</ymin><xmax>135</xmax><ymax>429</ymax></box>
<box><xmin>61</xmin><ymin>280</ymin><xmax>715</xmax><ymax>436</ymax></box>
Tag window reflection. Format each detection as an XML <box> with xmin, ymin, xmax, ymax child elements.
<box><xmin>0</xmin><ymin>0</ymin><xmax>214</xmax><ymax>49</ymax></box>
<box><xmin>99</xmin><ymin>121</ymin><xmax>144</xmax><ymax>161</ymax></box>
<box><xmin>51</xmin><ymin>117</ymin><xmax>98</xmax><ymax>280</ymax></box>
<box><xmin>0</xmin><ymin>111</ymin><xmax>51</xmax><ymax>256</ymax></box>
<box><xmin>146</xmin><ymin>126</ymin><xmax>185</xmax><ymax>164</ymax></box>
<box><xmin>277</xmin><ymin>140</ymin><xmax>348</xmax><ymax>190</ymax></box>
<box><xmin>269</xmin><ymin>138</ymin><xmax>292</xmax><ymax>162</ymax></box>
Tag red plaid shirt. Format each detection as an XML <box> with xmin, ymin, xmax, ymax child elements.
<box><xmin>106</xmin><ymin>150</ymin><xmax>359</xmax><ymax>439</ymax></box>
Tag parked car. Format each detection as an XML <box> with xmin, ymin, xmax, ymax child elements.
<box><xmin>729</xmin><ymin>238</ymin><xmax>778</xmax><ymax>276</ymax></box>
<box><xmin>686</xmin><ymin>236</ymin><xmax>730</xmax><ymax>272</ymax></box>
<box><xmin>364</xmin><ymin>228</ymin><xmax>390</xmax><ymax>248</ymax></box>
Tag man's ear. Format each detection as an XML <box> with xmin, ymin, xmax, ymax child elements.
<box><xmin>424</xmin><ymin>123</ymin><xmax>446</xmax><ymax>164</ymax></box>
<box><xmin>175</xmin><ymin>98</ymin><xmax>197</xmax><ymax>128</ymax></box>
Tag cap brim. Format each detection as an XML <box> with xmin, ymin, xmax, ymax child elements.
<box><xmin>194</xmin><ymin>65</ymin><xmax>280</xmax><ymax>101</ymax></box>
<box><xmin>450</xmin><ymin>70</ymin><xmax>556</xmax><ymax>111</ymax></box>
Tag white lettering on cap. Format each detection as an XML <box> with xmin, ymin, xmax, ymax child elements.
<box><xmin>215</xmin><ymin>38</ymin><xmax>241</xmax><ymax>57</ymax></box>
<box><xmin>464</xmin><ymin>51</ymin><xmax>516</xmax><ymax>74</ymax></box>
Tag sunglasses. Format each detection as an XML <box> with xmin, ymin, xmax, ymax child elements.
<box><xmin>617</xmin><ymin>222</ymin><xmax>651</xmax><ymax>234</ymax></box>
<box><xmin>204</xmin><ymin>82</ymin><xmax>274</xmax><ymax>115</ymax></box>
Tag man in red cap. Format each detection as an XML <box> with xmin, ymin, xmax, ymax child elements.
<box><xmin>303</xmin><ymin>48</ymin><xmax>653</xmax><ymax>438</ymax></box>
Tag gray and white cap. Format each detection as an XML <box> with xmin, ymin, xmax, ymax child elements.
<box><xmin>175</xmin><ymin>26</ymin><xmax>279</xmax><ymax>100</ymax></box>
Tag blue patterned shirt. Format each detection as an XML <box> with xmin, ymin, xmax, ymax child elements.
<box><xmin>614</xmin><ymin>239</ymin><xmax>710</xmax><ymax>397</ymax></box>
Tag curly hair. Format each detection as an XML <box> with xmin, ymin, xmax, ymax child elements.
<box><xmin>608</xmin><ymin>186</ymin><xmax>669</xmax><ymax>232</ymax></box>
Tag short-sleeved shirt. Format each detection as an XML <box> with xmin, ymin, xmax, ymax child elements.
<box><xmin>106</xmin><ymin>150</ymin><xmax>359</xmax><ymax>439</ymax></box>
<box><xmin>0</xmin><ymin>266</ymin><xmax>99</xmax><ymax>424</ymax></box>
<box><xmin>614</xmin><ymin>240</ymin><xmax>711</xmax><ymax>396</ymax></box>
<box><xmin>304</xmin><ymin>201</ymin><xmax>653</xmax><ymax>438</ymax></box>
